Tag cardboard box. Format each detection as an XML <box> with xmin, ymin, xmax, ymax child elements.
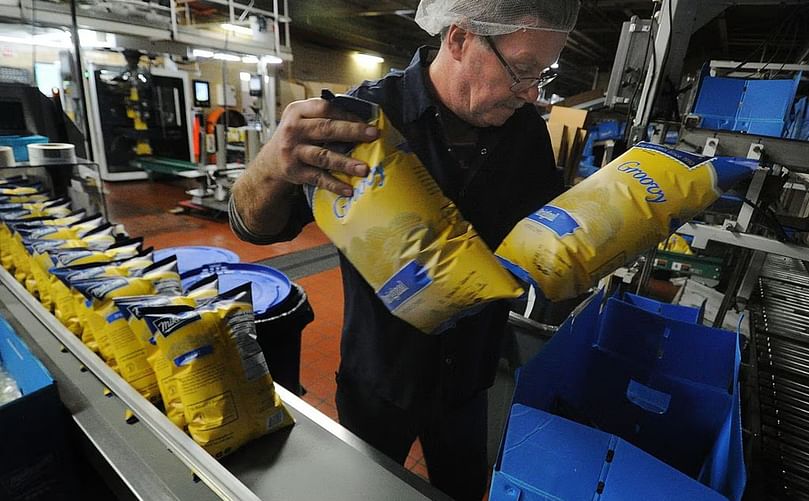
<box><xmin>0</xmin><ymin>316</ymin><xmax>78</xmax><ymax>501</ymax></box>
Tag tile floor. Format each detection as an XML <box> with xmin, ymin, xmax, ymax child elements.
<box><xmin>104</xmin><ymin>178</ymin><xmax>431</xmax><ymax>482</ymax></box>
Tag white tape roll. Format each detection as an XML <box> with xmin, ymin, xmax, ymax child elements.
<box><xmin>27</xmin><ymin>143</ymin><xmax>77</xmax><ymax>165</ymax></box>
<box><xmin>0</xmin><ymin>146</ymin><xmax>14</xmax><ymax>167</ymax></box>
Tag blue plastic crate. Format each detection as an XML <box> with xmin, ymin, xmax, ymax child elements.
<box><xmin>0</xmin><ymin>316</ymin><xmax>79</xmax><ymax>500</ymax></box>
<box><xmin>491</xmin><ymin>404</ymin><xmax>726</xmax><ymax>500</ymax></box>
<box><xmin>492</xmin><ymin>291</ymin><xmax>745</xmax><ymax>501</ymax></box>
<box><xmin>692</xmin><ymin>72</ymin><xmax>801</xmax><ymax>138</ymax></box>
<box><xmin>622</xmin><ymin>292</ymin><xmax>703</xmax><ymax>324</ymax></box>
<box><xmin>0</xmin><ymin>135</ymin><xmax>49</xmax><ymax>162</ymax></box>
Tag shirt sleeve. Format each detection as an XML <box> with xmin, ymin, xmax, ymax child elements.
<box><xmin>228</xmin><ymin>186</ymin><xmax>314</xmax><ymax>245</ymax></box>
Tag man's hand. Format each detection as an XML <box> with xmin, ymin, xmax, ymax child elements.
<box><xmin>255</xmin><ymin>97</ymin><xmax>379</xmax><ymax>196</ymax></box>
<box><xmin>231</xmin><ymin>97</ymin><xmax>380</xmax><ymax>239</ymax></box>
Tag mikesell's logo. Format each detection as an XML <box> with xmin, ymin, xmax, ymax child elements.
<box><xmin>153</xmin><ymin>313</ymin><xmax>201</xmax><ymax>336</ymax></box>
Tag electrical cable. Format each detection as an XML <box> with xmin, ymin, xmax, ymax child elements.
<box><xmin>741</xmin><ymin>196</ymin><xmax>790</xmax><ymax>243</ymax></box>
<box><xmin>729</xmin><ymin>5</ymin><xmax>804</xmax><ymax>76</ymax></box>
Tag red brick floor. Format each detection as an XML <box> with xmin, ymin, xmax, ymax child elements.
<box><xmin>104</xmin><ymin>179</ymin><xmax>431</xmax><ymax>483</ymax></box>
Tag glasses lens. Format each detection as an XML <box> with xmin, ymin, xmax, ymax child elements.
<box><xmin>511</xmin><ymin>79</ymin><xmax>540</xmax><ymax>93</ymax></box>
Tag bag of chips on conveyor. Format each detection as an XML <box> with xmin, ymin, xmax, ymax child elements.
<box><xmin>25</xmin><ymin>224</ymin><xmax>116</xmax><ymax>307</ymax></box>
<box><xmin>496</xmin><ymin>143</ymin><xmax>757</xmax><ymax>301</ymax></box>
<box><xmin>70</xmin><ymin>256</ymin><xmax>182</xmax><ymax>371</ymax></box>
<box><xmin>114</xmin><ymin>275</ymin><xmax>219</xmax><ymax>428</ymax></box>
<box><xmin>307</xmin><ymin>105</ymin><xmax>523</xmax><ymax>333</ymax></box>
<box><xmin>0</xmin><ymin>200</ymin><xmax>73</xmax><ymax>271</ymax></box>
<box><xmin>143</xmin><ymin>283</ymin><xmax>294</xmax><ymax>457</ymax></box>
<box><xmin>0</xmin><ymin>198</ymin><xmax>71</xmax><ymax>219</ymax></box>
<box><xmin>0</xmin><ymin>211</ymin><xmax>87</xmax><ymax>271</ymax></box>
<box><xmin>0</xmin><ymin>184</ymin><xmax>43</xmax><ymax>196</ymax></box>
<box><xmin>49</xmin><ymin>252</ymin><xmax>154</xmax><ymax>335</ymax></box>
<box><xmin>50</xmin><ymin>237</ymin><xmax>143</xmax><ymax>268</ymax></box>
<box><xmin>0</xmin><ymin>191</ymin><xmax>50</xmax><ymax>204</ymax></box>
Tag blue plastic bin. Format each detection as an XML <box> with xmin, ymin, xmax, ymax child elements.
<box><xmin>491</xmin><ymin>291</ymin><xmax>745</xmax><ymax>501</ymax></box>
<box><xmin>0</xmin><ymin>316</ymin><xmax>79</xmax><ymax>500</ymax></box>
<box><xmin>491</xmin><ymin>404</ymin><xmax>726</xmax><ymax>500</ymax></box>
<box><xmin>622</xmin><ymin>292</ymin><xmax>703</xmax><ymax>324</ymax></box>
<box><xmin>0</xmin><ymin>135</ymin><xmax>48</xmax><ymax>162</ymax></box>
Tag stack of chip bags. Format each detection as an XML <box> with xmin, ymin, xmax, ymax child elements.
<box><xmin>142</xmin><ymin>283</ymin><xmax>294</xmax><ymax>457</ymax></box>
<box><xmin>114</xmin><ymin>275</ymin><xmax>220</xmax><ymax>428</ymax></box>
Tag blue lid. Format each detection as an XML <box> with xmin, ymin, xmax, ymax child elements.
<box><xmin>155</xmin><ymin>246</ymin><xmax>239</xmax><ymax>275</ymax></box>
<box><xmin>181</xmin><ymin>262</ymin><xmax>292</xmax><ymax>316</ymax></box>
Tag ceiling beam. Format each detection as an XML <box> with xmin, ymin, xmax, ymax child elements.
<box><xmin>718</xmin><ymin>15</ymin><xmax>729</xmax><ymax>56</ymax></box>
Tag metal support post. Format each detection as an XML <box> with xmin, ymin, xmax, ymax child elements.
<box><xmin>170</xmin><ymin>0</ymin><xmax>178</xmax><ymax>39</ymax></box>
<box><xmin>629</xmin><ymin>0</ymin><xmax>726</xmax><ymax>144</ymax></box>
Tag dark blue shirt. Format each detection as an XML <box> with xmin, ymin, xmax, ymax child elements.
<box><xmin>271</xmin><ymin>47</ymin><xmax>561</xmax><ymax>409</ymax></box>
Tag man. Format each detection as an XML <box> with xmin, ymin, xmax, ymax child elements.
<box><xmin>230</xmin><ymin>1</ymin><xmax>579</xmax><ymax>499</ymax></box>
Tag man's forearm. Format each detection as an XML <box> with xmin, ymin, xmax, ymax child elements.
<box><xmin>230</xmin><ymin>166</ymin><xmax>297</xmax><ymax>239</ymax></box>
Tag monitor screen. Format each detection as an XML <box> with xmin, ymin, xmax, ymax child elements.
<box><xmin>249</xmin><ymin>75</ymin><xmax>262</xmax><ymax>97</ymax></box>
<box><xmin>193</xmin><ymin>80</ymin><xmax>210</xmax><ymax>107</ymax></box>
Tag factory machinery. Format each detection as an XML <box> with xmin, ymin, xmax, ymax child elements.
<box><xmin>752</xmin><ymin>255</ymin><xmax>809</xmax><ymax>499</ymax></box>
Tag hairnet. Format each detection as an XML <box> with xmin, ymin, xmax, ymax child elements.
<box><xmin>415</xmin><ymin>0</ymin><xmax>580</xmax><ymax>36</ymax></box>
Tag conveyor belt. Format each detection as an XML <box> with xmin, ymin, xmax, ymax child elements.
<box><xmin>752</xmin><ymin>255</ymin><xmax>809</xmax><ymax>499</ymax></box>
<box><xmin>0</xmin><ymin>266</ymin><xmax>448</xmax><ymax>500</ymax></box>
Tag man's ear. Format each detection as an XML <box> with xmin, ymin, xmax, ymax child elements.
<box><xmin>445</xmin><ymin>24</ymin><xmax>472</xmax><ymax>61</ymax></box>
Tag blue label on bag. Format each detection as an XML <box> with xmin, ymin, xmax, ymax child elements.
<box><xmin>377</xmin><ymin>260</ymin><xmax>432</xmax><ymax>312</ymax></box>
<box><xmin>528</xmin><ymin>205</ymin><xmax>580</xmax><ymax>237</ymax></box>
<box><xmin>106</xmin><ymin>310</ymin><xmax>124</xmax><ymax>323</ymax></box>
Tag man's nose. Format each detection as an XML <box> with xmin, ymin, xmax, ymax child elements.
<box><xmin>516</xmin><ymin>84</ymin><xmax>540</xmax><ymax>103</ymax></box>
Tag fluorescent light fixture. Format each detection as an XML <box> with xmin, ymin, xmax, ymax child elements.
<box><xmin>221</xmin><ymin>23</ymin><xmax>253</xmax><ymax>36</ymax></box>
<box><xmin>262</xmin><ymin>55</ymin><xmax>283</xmax><ymax>65</ymax></box>
<box><xmin>550</xmin><ymin>62</ymin><xmax>559</xmax><ymax>69</ymax></box>
<box><xmin>0</xmin><ymin>34</ymin><xmax>71</xmax><ymax>49</ymax></box>
<box><xmin>239</xmin><ymin>71</ymin><xmax>251</xmax><ymax>81</ymax></box>
<box><xmin>353</xmin><ymin>53</ymin><xmax>384</xmax><ymax>65</ymax></box>
<box><xmin>213</xmin><ymin>52</ymin><xmax>241</xmax><ymax>62</ymax></box>
<box><xmin>241</xmin><ymin>55</ymin><xmax>259</xmax><ymax>64</ymax></box>
<box><xmin>192</xmin><ymin>49</ymin><xmax>214</xmax><ymax>58</ymax></box>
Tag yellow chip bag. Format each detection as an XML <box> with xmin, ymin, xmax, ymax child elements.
<box><xmin>49</xmin><ymin>252</ymin><xmax>154</xmax><ymax>335</ymax></box>
<box><xmin>658</xmin><ymin>233</ymin><xmax>694</xmax><ymax>255</ymax></box>
<box><xmin>51</xmin><ymin>238</ymin><xmax>143</xmax><ymax>267</ymax></box>
<box><xmin>496</xmin><ymin>143</ymin><xmax>756</xmax><ymax>301</ymax></box>
<box><xmin>71</xmin><ymin>256</ymin><xmax>182</xmax><ymax>373</ymax></box>
<box><xmin>0</xmin><ymin>193</ymin><xmax>50</xmax><ymax>204</ymax></box>
<box><xmin>0</xmin><ymin>211</ymin><xmax>87</xmax><ymax>270</ymax></box>
<box><xmin>26</xmin><ymin>224</ymin><xmax>116</xmax><ymax>308</ymax></box>
<box><xmin>115</xmin><ymin>274</ymin><xmax>220</xmax><ymax>428</ymax></box>
<box><xmin>144</xmin><ymin>283</ymin><xmax>294</xmax><ymax>458</ymax></box>
<box><xmin>308</xmin><ymin>103</ymin><xmax>522</xmax><ymax>333</ymax></box>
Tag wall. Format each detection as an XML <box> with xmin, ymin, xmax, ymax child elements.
<box><xmin>275</xmin><ymin>36</ymin><xmax>412</xmax><ymax>114</ymax></box>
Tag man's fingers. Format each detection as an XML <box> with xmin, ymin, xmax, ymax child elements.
<box><xmin>296</xmin><ymin>145</ymin><xmax>369</xmax><ymax>177</ymax></box>
<box><xmin>298</xmin><ymin>166</ymin><xmax>354</xmax><ymax>196</ymax></box>
<box><xmin>291</xmin><ymin>97</ymin><xmax>368</xmax><ymax>123</ymax></box>
<box><xmin>298</xmin><ymin>117</ymin><xmax>379</xmax><ymax>143</ymax></box>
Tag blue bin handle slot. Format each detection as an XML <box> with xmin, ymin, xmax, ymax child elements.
<box><xmin>626</xmin><ymin>379</ymin><xmax>671</xmax><ymax>415</ymax></box>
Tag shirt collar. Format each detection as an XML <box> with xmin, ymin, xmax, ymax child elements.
<box><xmin>401</xmin><ymin>46</ymin><xmax>439</xmax><ymax>124</ymax></box>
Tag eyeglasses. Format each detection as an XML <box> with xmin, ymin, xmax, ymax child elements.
<box><xmin>483</xmin><ymin>36</ymin><xmax>558</xmax><ymax>93</ymax></box>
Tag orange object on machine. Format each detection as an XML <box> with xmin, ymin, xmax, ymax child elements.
<box><xmin>205</xmin><ymin>107</ymin><xmax>247</xmax><ymax>164</ymax></box>
<box><xmin>193</xmin><ymin>115</ymin><xmax>201</xmax><ymax>162</ymax></box>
